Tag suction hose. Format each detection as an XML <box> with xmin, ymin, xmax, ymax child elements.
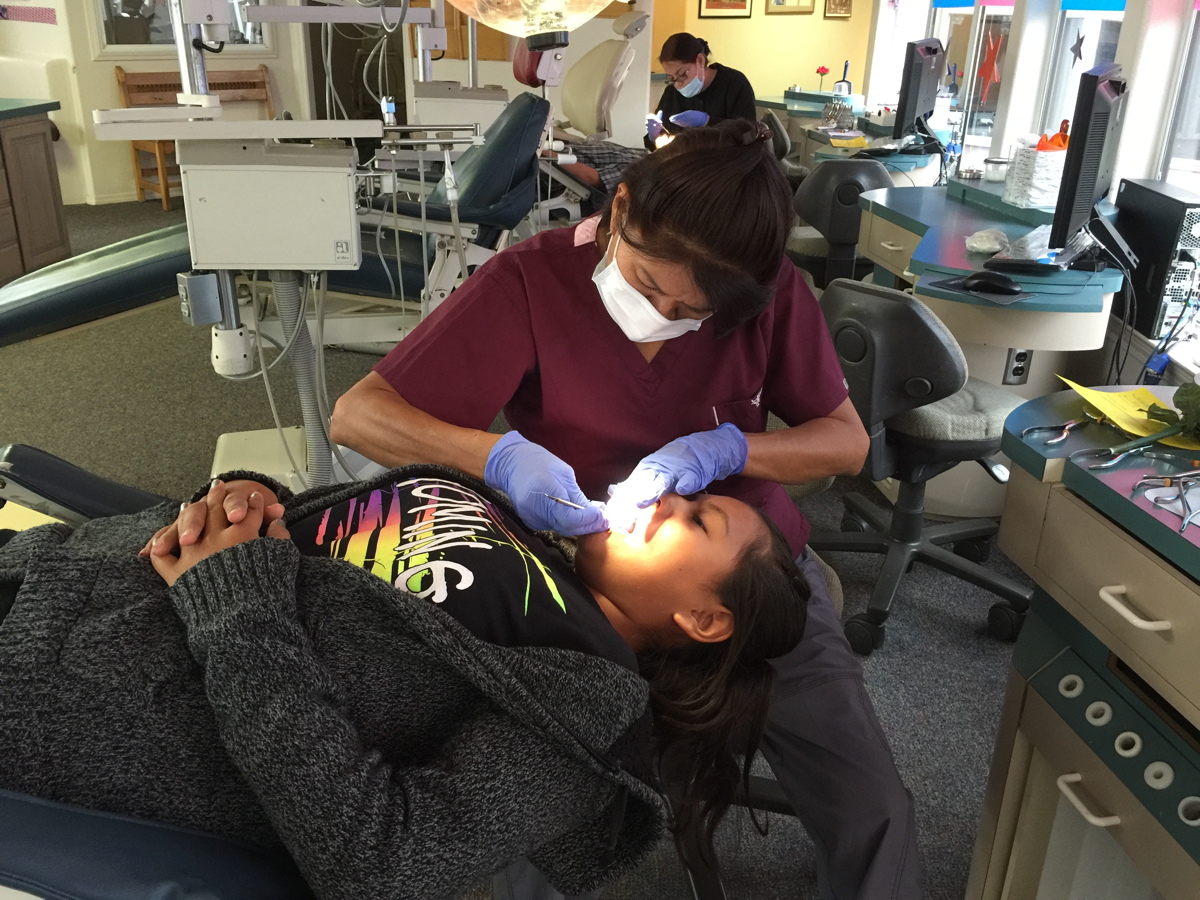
<box><xmin>269</xmin><ymin>270</ymin><xmax>333</xmax><ymax>487</ymax></box>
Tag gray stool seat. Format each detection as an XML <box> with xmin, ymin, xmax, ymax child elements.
<box><xmin>807</xmin><ymin>280</ymin><xmax>1034</xmax><ymax>656</ymax></box>
<box><xmin>890</xmin><ymin>377</ymin><xmax>1025</xmax><ymax>443</ymax></box>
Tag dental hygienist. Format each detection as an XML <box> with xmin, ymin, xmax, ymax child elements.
<box><xmin>652</xmin><ymin>33</ymin><xmax>756</xmax><ymax>145</ymax></box>
<box><xmin>331</xmin><ymin>120</ymin><xmax>925</xmax><ymax>900</ymax></box>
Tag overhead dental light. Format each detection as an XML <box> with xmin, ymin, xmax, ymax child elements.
<box><xmin>444</xmin><ymin>0</ymin><xmax>613</xmax><ymax>50</ymax></box>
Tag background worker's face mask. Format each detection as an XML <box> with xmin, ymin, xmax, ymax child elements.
<box><xmin>593</xmin><ymin>233</ymin><xmax>709</xmax><ymax>343</ymax></box>
<box><xmin>677</xmin><ymin>67</ymin><xmax>705</xmax><ymax>98</ymax></box>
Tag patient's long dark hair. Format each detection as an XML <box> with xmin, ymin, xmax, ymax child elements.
<box><xmin>637</xmin><ymin>515</ymin><xmax>808</xmax><ymax>871</ymax></box>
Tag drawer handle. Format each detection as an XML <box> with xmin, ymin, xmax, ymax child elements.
<box><xmin>1056</xmin><ymin>774</ymin><xmax>1121</xmax><ymax>828</ymax></box>
<box><xmin>1097</xmin><ymin>585</ymin><xmax>1172</xmax><ymax>632</ymax></box>
<box><xmin>879</xmin><ymin>241</ymin><xmax>905</xmax><ymax>251</ymax></box>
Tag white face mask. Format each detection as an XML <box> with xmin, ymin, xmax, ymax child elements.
<box><xmin>593</xmin><ymin>234</ymin><xmax>709</xmax><ymax>343</ymax></box>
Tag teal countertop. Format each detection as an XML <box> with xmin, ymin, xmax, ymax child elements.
<box><xmin>0</xmin><ymin>98</ymin><xmax>60</xmax><ymax>121</ymax></box>
<box><xmin>859</xmin><ymin>185</ymin><xmax>1123</xmax><ymax>313</ymax></box>
<box><xmin>1002</xmin><ymin>390</ymin><xmax>1200</xmax><ymax>581</ymax></box>
<box><xmin>757</xmin><ymin>94</ymin><xmax>866</xmax><ymax>118</ymax></box>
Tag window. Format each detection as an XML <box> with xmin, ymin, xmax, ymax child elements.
<box><xmin>930</xmin><ymin>2</ymin><xmax>1014</xmax><ymax>172</ymax></box>
<box><xmin>1162</xmin><ymin>11</ymin><xmax>1200</xmax><ymax>194</ymax></box>
<box><xmin>98</xmin><ymin>0</ymin><xmax>266</xmax><ymax>48</ymax></box>
<box><xmin>1037</xmin><ymin>2</ymin><xmax>1124</xmax><ymax>136</ymax></box>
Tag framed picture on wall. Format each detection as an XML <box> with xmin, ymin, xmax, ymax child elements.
<box><xmin>824</xmin><ymin>0</ymin><xmax>852</xmax><ymax>17</ymax></box>
<box><xmin>765</xmin><ymin>0</ymin><xmax>815</xmax><ymax>14</ymax></box>
<box><xmin>698</xmin><ymin>0</ymin><xmax>752</xmax><ymax>18</ymax></box>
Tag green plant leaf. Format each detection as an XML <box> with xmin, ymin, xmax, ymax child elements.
<box><xmin>1144</xmin><ymin>403</ymin><xmax>1181</xmax><ymax>427</ymax></box>
<box><xmin>1173</xmin><ymin>383</ymin><xmax>1200</xmax><ymax>440</ymax></box>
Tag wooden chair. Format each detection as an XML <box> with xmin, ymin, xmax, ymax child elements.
<box><xmin>115</xmin><ymin>65</ymin><xmax>276</xmax><ymax>211</ymax></box>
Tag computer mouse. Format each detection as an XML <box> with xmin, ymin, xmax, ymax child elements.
<box><xmin>962</xmin><ymin>270</ymin><xmax>1023</xmax><ymax>295</ymax></box>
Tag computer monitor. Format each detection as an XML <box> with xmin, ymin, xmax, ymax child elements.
<box><xmin>1048</xmin><ymin>62</ymin><xmax>1129</xmax><ymax>250</ymax></box>
<box><xmin>892</xmin><ymin>39</ymin><xmax>946</xmax><ymax>141</ymax></box>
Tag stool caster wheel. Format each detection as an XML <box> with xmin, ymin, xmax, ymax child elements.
<box><xmin>987</xmin><ymin>602</ymin><xmax>1025</xmax><ymax>641</ymax></box>
<box><xmin>953</xmin><ymin>536</ymin><xmax>992</xmax><ymax>564</ymax></box>
<box><xmin>844</xmin><ymin>614</ymin><xmax>885</xmax><ymax>656</ymax></box>
<box><xmin>840</xmin><ymin>513</ymin><xmax>870</xmax><ymax>533</ymax></box>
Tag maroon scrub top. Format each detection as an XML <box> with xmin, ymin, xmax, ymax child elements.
<box><xmin>374</xmin><ymin>219</ymin><xmax>849</xmax><ymax>553</ymax></box>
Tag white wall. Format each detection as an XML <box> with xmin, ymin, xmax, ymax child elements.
<box><xmin>1111</xmin><ymin>0</ymin><xmax>1195</xmax><ymax>184</ymax></box>
<box><xmin>863</xmin><ymin>0</ymin><xmax>932</xmax><ymax>107</ymax></box>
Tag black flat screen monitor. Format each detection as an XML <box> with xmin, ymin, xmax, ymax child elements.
<box><xmin>893</xmin><ymin>39</ymin><xmax>946</xmax><ymax>140</ymax></box>
<box><xmin>1048</xmin><ymin>62</ymin><xmax>1129</xmax><ymax>249</ymax></box>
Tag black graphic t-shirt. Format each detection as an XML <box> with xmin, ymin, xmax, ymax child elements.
<box><xmin>289</xmin><ymin>474</ymin><xmax>634</xmax><ymax>670</ymax></box>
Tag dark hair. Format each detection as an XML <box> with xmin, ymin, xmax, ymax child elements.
<box><xmin>660</xmin><ymin>32</ymin><xmax>711</xmax><ymax>64</ymax></box>
<box><xmin>637</xmin><ymin>514</ymin><xmax>808</xmax><ymax>871</ymax></box>
<box><xmin>599</xmin><ymin>119</ymin><xmax>794</xmax><ymax>332</ymax></box>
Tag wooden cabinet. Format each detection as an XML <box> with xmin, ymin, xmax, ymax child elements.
<box><xmin>0</xmin><ymin>110</ymin><xmax>71</xmax><ymax>287</ymax></box>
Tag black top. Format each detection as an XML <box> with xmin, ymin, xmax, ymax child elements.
<box><xmin>650</xmin><ymin>63</ymin><xmax>757</xmax><ymax>147</ymax></box>
<box><xmin>289</xmin><ymin>471</ymin><xmax>634</xmax><ymax>667</ymax></box>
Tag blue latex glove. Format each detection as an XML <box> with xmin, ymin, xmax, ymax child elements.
<box><xmin>646</xmin><ymin>112</ymin><xmax>665</xmax><ymax>142</ymax></box>
<box><xmin>607</xmin><ymin>424</ymin><xmax>749</xmax><ymax>528</ymax></box>
<box><xmin>668</xmin><ymin>110</ymin><xmax>710</xmax><ymax>128</ymax></box>
<box><xmin>484</xmin><ymin>431</ymin><xmax>608</xmax><ymax>535</ymax></box>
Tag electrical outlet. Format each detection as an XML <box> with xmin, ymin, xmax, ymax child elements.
<box><xmin>1003</xmin><ymin>348</ymin><xmax>1032</xmax><ymax>385</ymax></box>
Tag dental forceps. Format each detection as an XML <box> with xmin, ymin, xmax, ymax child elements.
<box><xmin>1147</xmin><ymin>477</ymin><xmax>1200</xmax><ymax>533</ymax></box>
<box><xmin>1068</xmin><ymin>444</ymin><xmax>1150</xmax><ymax>468</ymax></box>
<box><xmin>1021</xmin><ymin>419</ymin><xmax>1090</xmax><ymax>445</ymax></box>
<box><xmin>1130</xmin><ymin>469</ymin><xmax>1200</xmax><ymax>497</ymax></box>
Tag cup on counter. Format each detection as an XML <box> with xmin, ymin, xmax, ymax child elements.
<box><xmin>984</xmin><ymin>157</ymin><xmax>1010</xmax><ymax>183</ymax></box>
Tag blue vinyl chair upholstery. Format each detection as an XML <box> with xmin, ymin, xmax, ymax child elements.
<box><xmin>0</xmin><ymin>447</ymin><xmax>311</xmax><ymax>899</ymax></box>
<box><xmin>0</xmin><ymin>225</ymin><xmax>190</xmax><ymax>350</ymax></box>
<box><xmin>0</xmin><ymin>789</ymin><xmax>313</xmax><ymax>900</ymax></box>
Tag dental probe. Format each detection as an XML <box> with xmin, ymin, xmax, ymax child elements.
<box><xmin>542</xmin><ymin>493</ymin><xmax>586</xmax><ymax>509</ymax></box>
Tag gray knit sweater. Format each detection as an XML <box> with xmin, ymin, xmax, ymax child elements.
<box><xmin>0</xmin><ymin>468</ymin><xmax>666</xmax><ymax>900</ymax></box>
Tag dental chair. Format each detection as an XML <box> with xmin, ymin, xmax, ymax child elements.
<box><xmin>0</xmin><ymin>445</ymin><xmax>317</xmax><ymax>899</ymax></box>
<box><xmin>786</xmin><ymin>158</ymin><xmax>893</xmax><ymax>290</ymax></box>
<box><xmin>760</xmin><ymin>109</ymin><xmax>807</xmax><ymax>186</ymax></box>
<box><xmin>513</xmin><ymin>12</ymin><xmax>648</xmax><ymax>230</ymax></box>
<box><xmin>0</xmin><ymin>225</ymin><xmax>190</xmax><ymax>350</ymax></box>
<box><xmin>335</xmin><ymin>91</ymin><xmax>550</xmax><ymax>309</ymax></box>
<box><xmin>0</xmin><ymin>789</ymin><xmax>312</xmax><ymax>900</ymax></box>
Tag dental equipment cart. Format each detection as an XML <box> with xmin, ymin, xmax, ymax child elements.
<box><xmin>967</xmin><ymin>390</ymin><xmax>1200</xmax><ymax>900</ymax></box>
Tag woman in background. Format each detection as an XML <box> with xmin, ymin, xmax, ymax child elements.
<box><xmin>653</xmin><ymin>33</ymin><xmax>756</xmax><ymax>144</ymax></box>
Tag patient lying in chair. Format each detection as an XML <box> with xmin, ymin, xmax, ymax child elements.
<box><xmin>0</xmin><ymin>464</ymin><xmax>806</xmax><ymax>899</ymax></box>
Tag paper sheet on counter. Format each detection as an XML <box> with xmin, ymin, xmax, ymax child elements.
<box><xmin>1058</xmin><ymin>377</ymin><xmax>1200</xmax><ymax>451</ymax></box>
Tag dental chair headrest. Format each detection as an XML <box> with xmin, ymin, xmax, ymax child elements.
<box><xmin>613</xmin><ymin>11</ymin><xmax>649</xmax><ymax>39</ymax></box>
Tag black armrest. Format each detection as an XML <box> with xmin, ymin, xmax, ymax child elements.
<box><xmin>0</xmin><ymin>789</ymin><xmax>313</xmax><ymax>900</ymax></box>
<box><xmin>0</xmin><ymin>444</ymin><xmax>169</xmax><ymax>524</ymax></box>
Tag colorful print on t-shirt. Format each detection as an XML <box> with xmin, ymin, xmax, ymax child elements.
<box><xmin>290</xmin><ymin>476</ymin><xmax>564</xmax><ymax>611</ymax></box>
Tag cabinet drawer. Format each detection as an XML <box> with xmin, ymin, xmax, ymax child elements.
<box><xmin>1034</xmin><ymin>486</ymin><xmax>1200</xmax><ymax>724</ymax></box>
<box><xmin>862</xmin><ymin>213</ymin><xmax>921</xmax><ymax>276</ymax></box>
<box><xmin>0</xmin><ymin>241</ymin><xmax>23</xmax><ymax>286</ymax></box>
<box><xmin>0</xmin><ymin>204</ymin><xmax>16</xmax><ymax>246</ymax></box>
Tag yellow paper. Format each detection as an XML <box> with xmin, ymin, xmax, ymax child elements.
<box><xmin>1058</xmin><ymin>377</ymin><xmax>1200</xmax><ymax>451</ymax></box>
<box><xmin>829</xmin><ymin>136</ymin><xmax>869</xmax><ymax>148</ymax></box>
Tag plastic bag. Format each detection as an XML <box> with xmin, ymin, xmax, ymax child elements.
<box><xmin>965</xmin><ymin>228</ymin><xmax>1010</xmax><ymax>255</ymax></box>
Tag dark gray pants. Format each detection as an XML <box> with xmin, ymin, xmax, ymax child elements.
<box><xmin>494</xmin><ymin>551</ymin><xmax>923</xmax><ymax>900</ymax></box>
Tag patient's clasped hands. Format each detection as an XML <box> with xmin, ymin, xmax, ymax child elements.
<box><xmin>140</xmin><ymin>480</ymin><xmax>290</xmax><ymax>586</ymax></box>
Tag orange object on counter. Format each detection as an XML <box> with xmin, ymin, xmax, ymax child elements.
<box><xmin>1036</xmin><ymin>119</ymin><xmax>1070</xmax><ymax>151</ymax></box>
